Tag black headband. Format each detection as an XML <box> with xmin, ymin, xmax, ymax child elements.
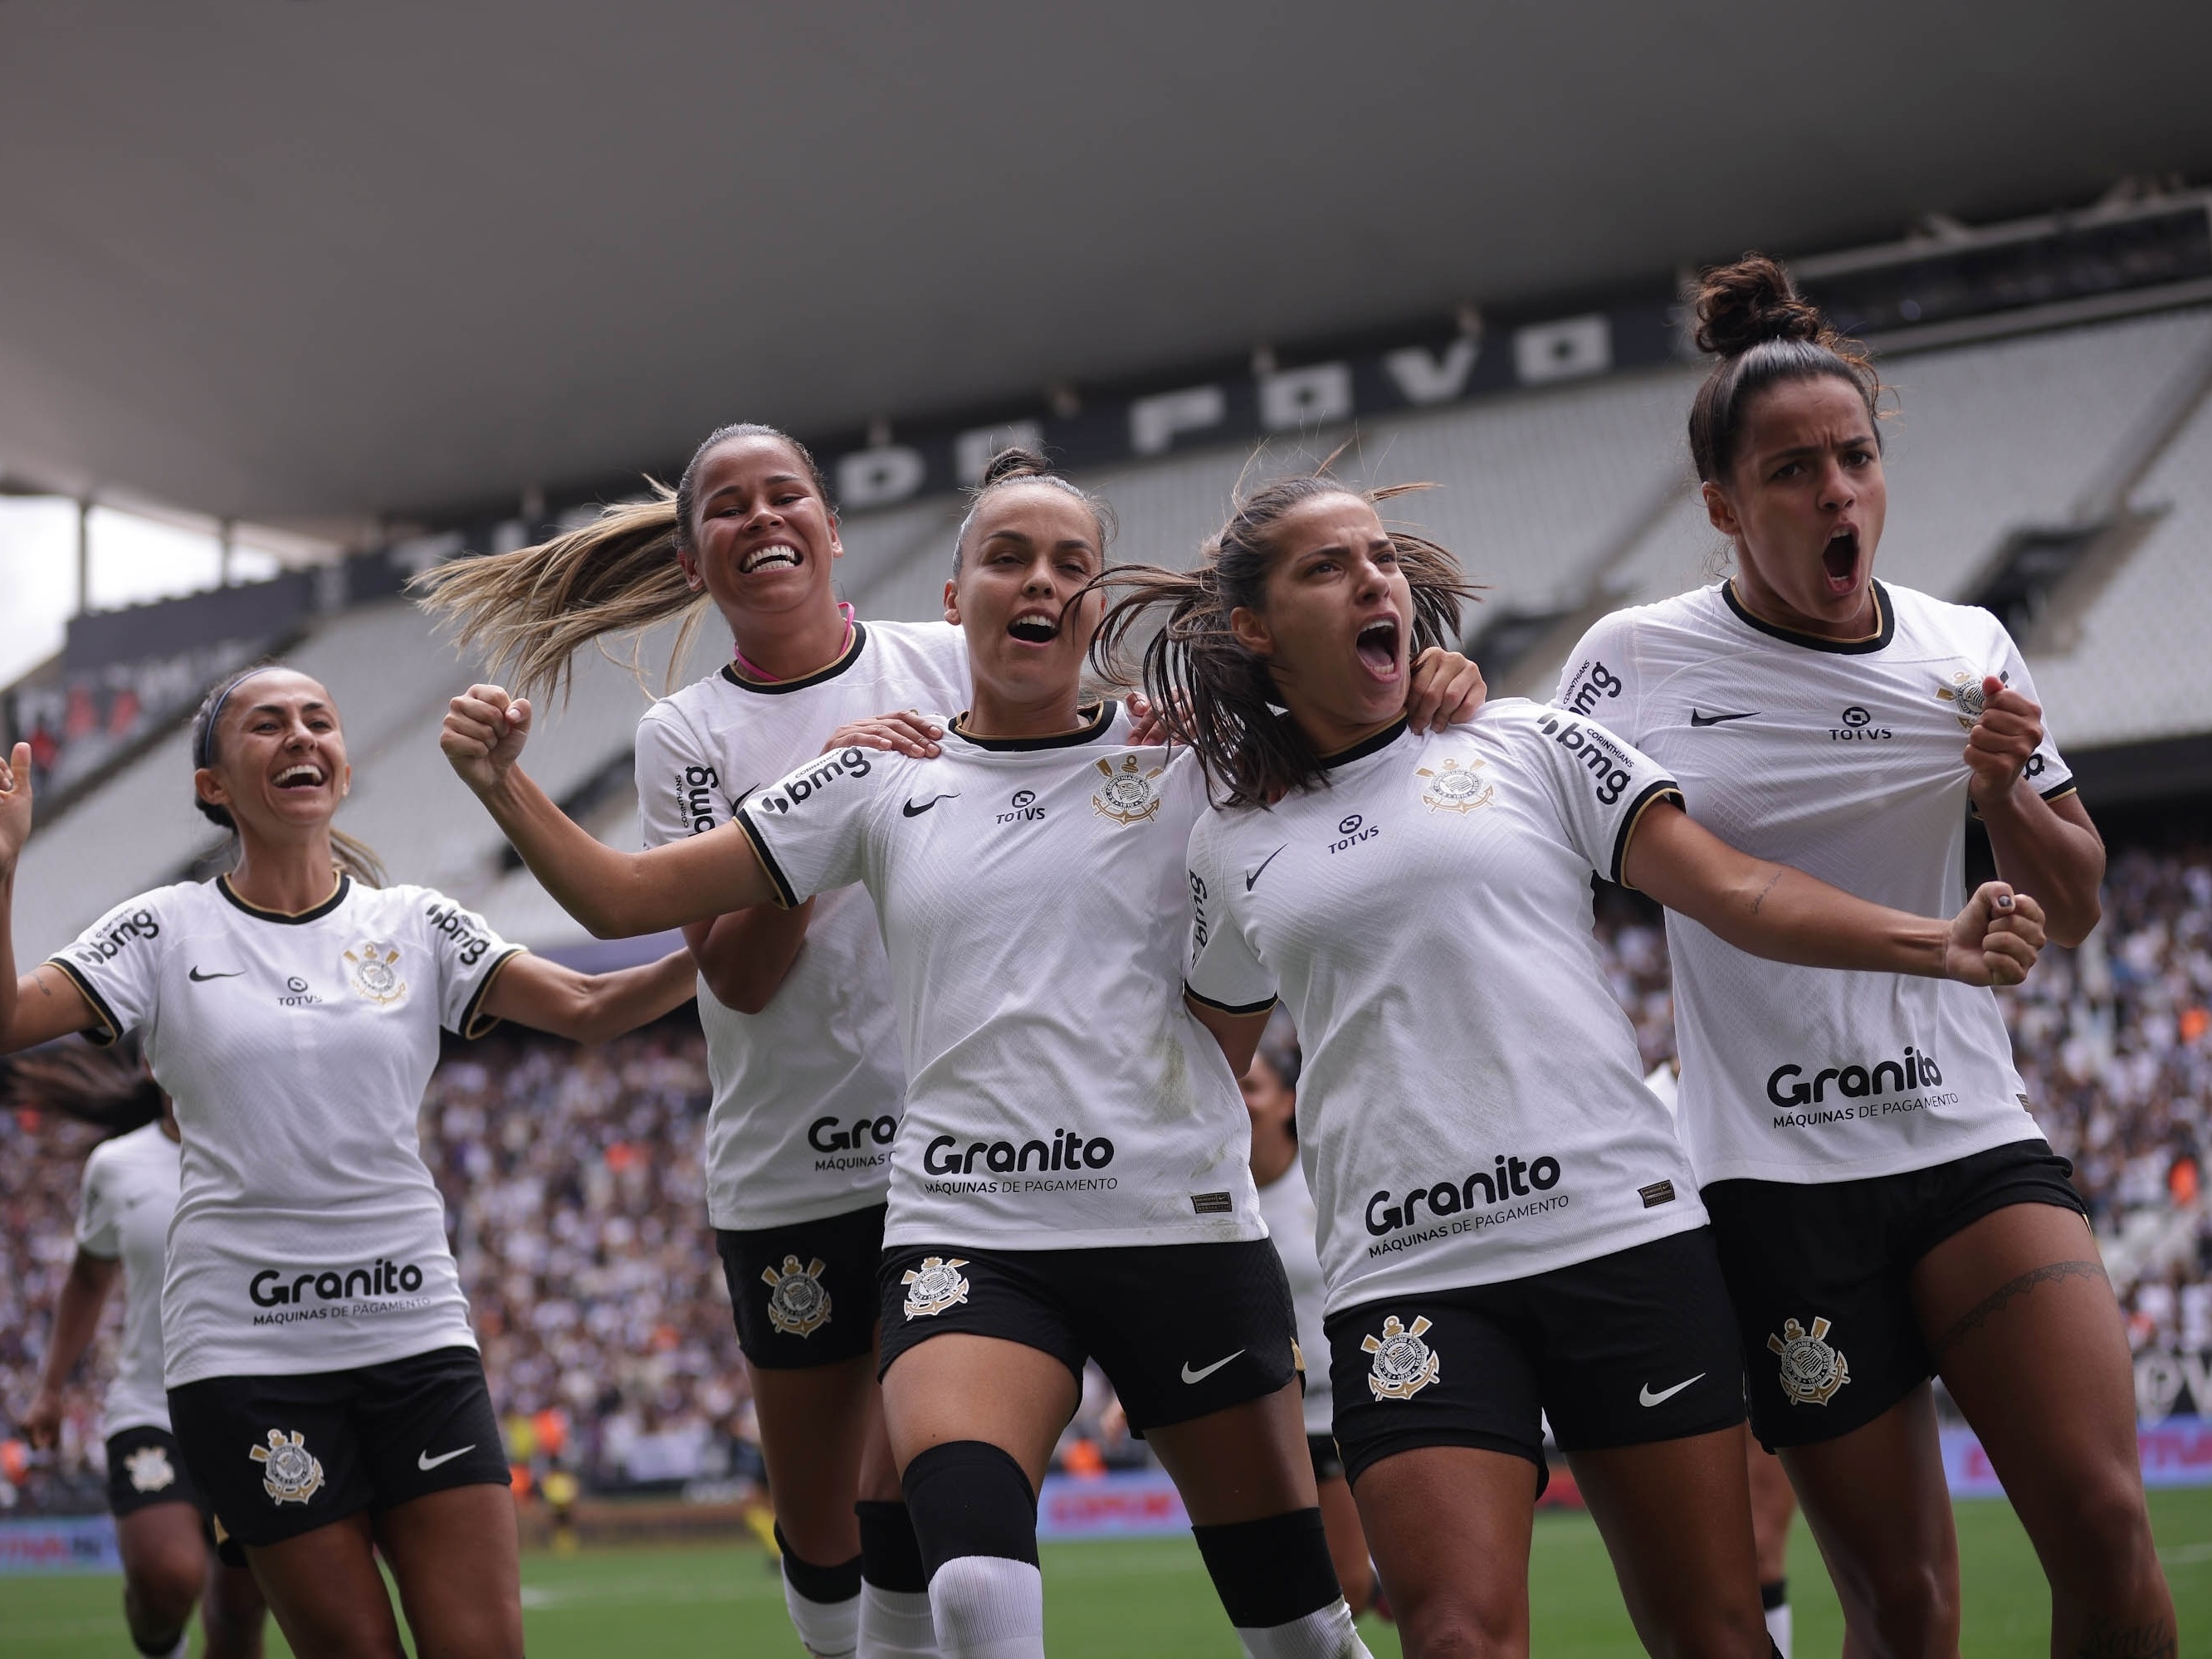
<box><xmin>193</xmin><ymin>669</ymin><xmax>266</xmax><ymax>770</ymax></box>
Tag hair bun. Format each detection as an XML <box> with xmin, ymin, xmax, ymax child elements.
<box><xmin>1693</xmin><ymin>254</ymin><xmax>1827</xmax><ymax>358</ymax></box>
<box><xmin>978</xmin><ymin>445</ymin><xmax>1056</xmax><ymax>487</ymax></box>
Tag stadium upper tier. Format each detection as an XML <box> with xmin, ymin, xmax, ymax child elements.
<box><xmin>16</xmin><ymin>305</ymin><xmax>2212</xmax><ymax>959</ymax></box>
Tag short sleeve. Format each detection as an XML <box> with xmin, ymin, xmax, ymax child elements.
<box><xmin>74</xmin><ymin>1148</ymin><xmax>121</xmax><ymax>1260</ymax></box>
<box><xmin>413</xmin><ymin>890</ymin><xmax>525</xmax><ymax>1038</ymax></box>
<box><xmin>1183</xmin><ymin>817</ymin><xmax>1277</xmax><ymax>1016</ymax></box>
<box><xmin>635</xmin><ymin>706</ymin><xmax>734</xmax><ymax>850</ymax></box>
<box><xmin>1553</xmin><ymin>609</ymin><xmax>1647</xmax><ymax>739</ymax></box>
<box><xmin>1994</xmin><ymin>632</ymin><xmax>2076</xmax><ymax>803</ymax></box>
<box><xmin>1521</xmin><ymin>710</ymin><xmax>1682</xmax><ymax>887</ymax></box>
<box><xmin>46</xmin><ymin>892</ymin><xmax>173</xmax><ymax>1047</ymax></box>
<box><xmin>732</xmin><ymin>744</ymin><xmax>889</xmax><ymax>909</ymax></box>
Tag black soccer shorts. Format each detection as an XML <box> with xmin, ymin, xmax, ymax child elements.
<box><xmin>105</xmin><ymin>1425</ymin><xmax>209</xmax><ymax>1520</ymax></box>
<box><xmin>717</xmin><ymin>1202</ymin><xmax>887</xmax><ymax>1369</ymax></box>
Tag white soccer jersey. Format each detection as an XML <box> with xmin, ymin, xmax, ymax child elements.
<box><xmin>73</xmin><ymin>1121</ymin><xmax>181</xmax><ymax>1437</ymax></box>
<box><xmin>735</xmin><ymin>702</ymin><xmax>1265</xmax><ymax>1252</ymax></box>
<box><xmin>1555</xmin><ymin>579</ymin><xmax>2073</xmax><ymax>1187</ymax></box>
<box><xmin>635</xmin><ymin>620</ymin><xmax>970</xmax><ymax>1232</ymax></box>
<box><xmin>1185</xmin><ymin>703</ymin><xmax>1706</xmax><ymax>1314</ymax></box>
<box><xmin>50</xmin><ymin>876</ymin><xmax>521</xmax><ymax>1386</ymax></box>
<box><xmin>1254</xmin><ymin>1159</ymin><xmax>1332</xmax><ymax>1436</ymax></box>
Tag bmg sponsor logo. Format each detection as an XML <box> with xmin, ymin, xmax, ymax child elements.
<box><xmin>1561</xmin><ymin>658</ymin><xmax>1624</xmax><ymax>718</ymax></box>
<box><xmin>1366</xmin><ymin>1152</ymin><xmax>1563</xmax><ymax>1236</ymax></box>
<box><xmin>754</xmin><ymin>749</ymin><xmax>873</xmax><ymax>815</ymax></box>
<box><xmin>72</xmin><ymin>909</ymin><xmax>159</xmax><ymax>968</ymax></box>
<box><xmin>675</xmin><ymin>764</ymin><xmax>720</xmax><ymax>835</ymax></box>
<box><xmin>1535</xmin><ymin>715</ymin><xmax>1630</xmax><ymax>806</ymax></box>
<box><xmin>424</xmin><ymin>901</ymin><xmax>493</xmax><ymax>967</ymax></box>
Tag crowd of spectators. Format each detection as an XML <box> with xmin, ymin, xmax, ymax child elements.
<box><xmin>6</xmin><ymin>840</ymin><xmax>2211</xmax><ymax>1509</ymax></box>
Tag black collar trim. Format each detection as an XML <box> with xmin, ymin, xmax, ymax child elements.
<box><xmin>1320</xmin><ymin>718</ymin><xmax>1410</xmax><ymax>769</ymax></box>
<box><xmin>950</xmin><ymin>702</ymin><xmax>1115</xmax><ymax>752</ymax></box>
<box><xmin>217</xmin><ymin>872</ymin><xmax>352</xmax><ymax>925</ymax></box>
<box><xmin>719</xmin><ymin>621</ymin><xmax>870</xmax><ymax>695</ymax></box>
<box><xmin>1721</xmin><ymin>579</ymin><xmax>1894</xmax><ymax>656</ymax></box>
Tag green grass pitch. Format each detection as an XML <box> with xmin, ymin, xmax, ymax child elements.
<box><xmin>7</xmin><ymin>1489</ymin><xmax>2210</xmax><ymax>1655</ymax></box>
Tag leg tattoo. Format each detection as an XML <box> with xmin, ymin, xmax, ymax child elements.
<box><xmin>1931</xmin><ymin>1259</ymin><xmax>2106</xmax><ymax>1359</ymax></box>
<box><xmin>2075</xmin><ymin>1613</ymin><xmax>2176</xmax><ymax>1659</ymax></box>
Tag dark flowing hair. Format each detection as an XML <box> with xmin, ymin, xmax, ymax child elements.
<box><xmin>188</xmin><ymin>664</ymin><xmax>388</xmax><ymax>886</ymax></box>
<box><xmin>951</xmin><ymin>446</ymin><xmax>1115</xmax><ymax>573</ymax></box>
<box><xmin>4</xmin><ymin>1040</ymin><xmax>166</xmax><ymax>1138</ymax></box>
<box><xmin>410</xmin><ymin>422</ymin><xmax>836</xmax><ymax>700</ymax></box>
<box><xmin>1093</xmin><ymin>472</ymin><xmax>1476</xmax><ymax>808</ymax></box>
<box><xmin>1687</xmin><ymin>253</ymin><xmax>1885</xmax><ymax>484</ymax></box>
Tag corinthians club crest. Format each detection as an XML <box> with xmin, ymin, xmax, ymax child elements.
<box><xmin>901</xmin><ymin>1256</ymin><xmax>971</xmax><ymax>1320</ymax></box>
<box><xmin>124</xmin><ymin>1443</ymin><xmax>177</xmax><ymax>1493</ymax></box>
<box><xmin>1362</xmin><ymin>1314</ymin><xmax>1442</xmax><ymax>1402</ymax></box>
<box><xmin>249</xmin><ymin>1427</ymin><xmax>325</xmax><ymax>1505</ymax></box>
<box><xmin>1416</xmin><ymin>756</ymin><xmax>1493</xmax><ymax>814</ymax></box>
<box><xmin>760</xmin><ymin>1254</ymin><xmax>833</xmax><ymax>1338</ymax></box>
<box><xmin>342</xmin><ymin>939</ymin><xmax>408</xmax><ymax>1008</ymax></box>
<box><xmin>1092</xmin><ymin>755</ymin><xmax>1166</xmax><ymax>826</ymax></box>
<box><xmin>1767</xmin><ymin>1315</ymin><xmax>1850</xmax><ymax>1406</ymax></box>
<box><xmin>1935</xmin><ymin>667</ymin><xmax>2008</xmax><ymax>730</ymax></box>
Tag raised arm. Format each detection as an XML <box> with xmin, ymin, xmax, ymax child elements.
<box><xmin>442</xmin><ymin>686</ymin><xmax>783</xmax><ymax>938</ymax></box>
<box><xmin>21</xmin><ymin>1249</ymin><xmax>120</xmax><ymax>1450</ymax></box>
<box><xmin>0</xmin><ymin>744</ymin><xmax>102</xmax><ymax>1054</ymax></box>
<box><xmin>1623</xmin><ymin>799</ymin><xmax>2044</xmax><ymax>986</ymax></box>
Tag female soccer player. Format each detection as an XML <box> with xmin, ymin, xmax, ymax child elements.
<box><xmin>1554</xmin><ymin>256</ymin><xmax>2172</xmax><ymax>1658</ymax></box>
<box><xmin>418</xmin><ymin>422</ymin><xmax>969</xmax><ymax>1659</ymax></box>
<box><xmin>438</xmin><ymin>450</ymin><xmax>1481</xmax><ymax>1659</ymax></box>
<box><xmin>1101</xmin><ymin>473</ymin><xmax>2044</xmax><ymax>1659</ymax></box>
<box><xmin>1243</xmin><ymin>1016</ymin><xmax>1379</xmax><ymax>1622</ymax></box>
<box><xmin>0</xmin><ymin>665</ymin><xmax>698</xmax><ymax>1659</ymax></box>
<box><xmin>19</xmin><ymin>1047</ymin><xmax>268</xmax><ymax>1659</ymax></box>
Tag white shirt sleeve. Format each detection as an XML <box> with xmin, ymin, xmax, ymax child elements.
<box><xmin>731</xmin><ymin>744</ymin><xmax>890</xmax><ymax>909</ymax></box>
<box><xmin>46</xmin><ymin>892</ymin><xmax>173</xmax><ymax>1047</ymax></box>
<box><xmin>1183</xmin><ymin>815</ymin><xmax>1278</xmax><ymax>1015</ymax></box>
<box><xmin>73</xmin><ymin>1146</ymin><xmax>121</xmax><ymax>1259</ymax></box>
<box><xmin>1992</xmin><ymin>629</ymin><xmax>2076</xmax><ymax>802</ymax></box>
<box><xmin>635</xmin><ymin>705</ymin><xmax>734</xmax><ymax>850</ymax></box>
<box><xmin>1553</xmin><ymin>608</ymin><xmax>1647</xmax><ymax>736</ymax></box>
<box><xmin>413</xmin><ymin>889</ymin><xmax>526</xmax><ymax>1037</ymax></box>
<box><xmin>1521</xmin><ymin>710</ymin><xmax>1683</xmax><ymax>886</ymax></box>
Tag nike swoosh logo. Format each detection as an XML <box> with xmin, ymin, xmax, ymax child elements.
<box><xmin>417</xmin><ymin>1445</ymin><xmax>476</xmax><ymax>1471</ymax></box>
<box><xmin>1181</xmin><ymin>1350</ymin><xmax>1245</xmax><ymax>1384</ymax></box>
<box><xmin>188</xmin><ymin>968</ymin><xmax>243</xmax><ymax>982</ymax></box>
<box><xmin>1689</xmin><ymin>710</ymin><xmax>1759</xmax><ymax>727</ymax></box>
<box><xmin>1244</xmin><ymin>847</ymin><xmax>1287</xmax><ymax>891</ymax></box>
<box><xmin>1638</xmin><ymin>1374</ymin><xmax>1706</xmax><ymax>1407</ymax></box>
<box><xmin>901</xmin><ymin>793</ymin><xmax>959</xmax><ymax>817</ymax></box>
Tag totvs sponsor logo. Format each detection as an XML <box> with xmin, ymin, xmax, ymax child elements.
<box><xmin>72</xmin><ymin>909</ymin><xmax>159</xmax><ymax>967</ymax></box>
<box><xmin>424</xmin><ymin>901</ymin><xmax>493</xmax><ymax>968</ymax></box>
<box><xmin>1366</xmin><ymin>1152</ymin><xmax>1563</xmax><ymax>1237</ymax></box>
<box><xmin>1535</xmin><ymin>715</ymin><xmax>1630</xmax><ymax>806</ymax></box>
<box><xmin>754</xmin><ymin>749</ymin><xmax>872</xmax><ymax>815</ymax></box>
<box><xmin>249</xmin><ymin>1258</ymin><xmax>427</xmax><ymax>1321</ymax></box>
<box><xmin>1830</xmin><ymin>705</ymin><xmax>1893</xmax><ymax>742</ymax></box>
<box><xmin>924</xmin><ymin>1129</ymin><xmax>1115</xmax><ymax>1176</ymax></box>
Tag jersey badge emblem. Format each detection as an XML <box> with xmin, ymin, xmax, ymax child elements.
<box><xmin>249</xmin><ymin>1427</ymin><xmax>325</xmax><ymax>1505</ymax></box>
<box><xmin>901</xmin><ymin>1256</ymin><xmax>971</xmax><ymax>1320</ymax></box>
<box><xmin>342</xmin><ymin>940</ymin><xmax>408</xmax><ymax>1008</ymax></box>
<box><xmin>1362</xmin><ymin>1314</ymin><xmax>1441</xmax><ymax>1401</ymax></box>
<box><xmin>1416</xmin><ymin>756</ymin><xmax>1493</xmax><ymax>814</ymax></box>
<box><xmin>1092</xmin><ymin>755</ymin><xmax>1166</xmax><ymax>826</ymax></box>
<box><xmin>760</xmin><ymin>1254</ymin><xmax>833</xmax><ymax>1337</ymax></box>
<box><xmin>124</xmin><ymin>1443</ymin><xmax>177</xmax><ymax>1493</ymax></box>
<box><xmin>1935</xmin><ymin>668</ymin><xmax>2007</xmax><ymax>729</ymax></box>
<box><xmin>1766</xmin><ymin>1315</ymin><xmax>1850</xmax><ymax>1405</ymax></box>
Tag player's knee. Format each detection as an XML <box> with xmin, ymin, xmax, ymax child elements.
<box><xmin>126</xmin><ymin>1549</ymin><xmax>203</xmax><ymax>1632</ymax></box>
<box><xmin>1648</xmin><ymin>1598</ymin><xmax>1774</xmax><ymax>1659</ymax></box>
<box><xmin>1191</xmin><ymin>1508</ymin><xmax>1340</xmax><ymax>1631</ymax></box>
<box><xmin>2044</xmin><ymin>1467</ymin><xmax>2162</xmax><ymax>1608</ymax></box>
<box><xmin>1394</xmin><ymin>1602</ymin><xmax>1514</xmax><ymax>1659</ymax></box>
<box><xmin>900</xmin><ymin>1439</ymin><xmax>1038</xmax><ymax>1576</ymax></box>
<box><xmin>1842</xmin><ymin>1563</ymin><xmax>1956</xmax><ymax>1659</ymax></box>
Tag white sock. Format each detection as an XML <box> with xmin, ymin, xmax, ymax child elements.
<box><xmin>1765</xmin><ymin>1599</ymin><xmax>1792</xmax><ymax>1659</ymax></box>
<box><xmin>133</xmin><ymin>1631</ymin><xmax>188</xmax><ymax>1659</ymax></box>
<box><xmin>861</xmin><ymin>1581</ymin><xmax>942</xmax><ymax>1657</ymax></box>
<box><xmin>782</xmin><ymin>1576</ymin><xmax>860</xmax><ymax>1659</ymax></box>
<box><xmin>927</xmin><ymin>1555</ymin><xmax>1044</xmax><ymax>1659</ymax></box>
<box><xmin>1237</xmin><ymin>1598</ymin><xmax>1371</xmax><ymax>1659</ymax></box>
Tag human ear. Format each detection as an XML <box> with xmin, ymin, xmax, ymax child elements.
<box><xmin>675</xmin><ymin>546</ymin><xmax>706</xmax><ymax>594</ymax></box>
<box><xmin>942</xmin><ymin>579</ymin><xmax>960</xmax><ymax>628</ymax></box>
<box><xmin>826</xmin><ymin>512</ymin><xmax>845</xmax><ymax>561</ymax></box>
<box><xmin>1228</xmin><ymin>606</ymin><xmax>1273</xmax><ymax>660</ymax></box>
<box><xmin>1701</xmin><ymin>481</ymin><xmax>1743</xmax><ymax>539</ymax></box>
<box><xmin>193</xmin><ymin>766</ymin><xmax>229</xmax><ymax>809</ymax></box>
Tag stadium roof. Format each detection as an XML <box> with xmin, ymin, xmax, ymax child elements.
<box><xmin>2</xmin><ymin>2</ymin><xmax>2209</xmax><ymax>529</ymax></box>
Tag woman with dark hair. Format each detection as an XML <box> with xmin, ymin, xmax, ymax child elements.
<box><xmin>17</xmin><ymin>1045</ymin><xmax>269</xmax><ymax>1659</ymax></box>
<box><xmin>0</xmin><ymin>665</ymin><xmax>697</xmax><ymax>1659</ymax></box>
<box><xmin>436</xmin><ymin>449</ymin><xmax>1483</xmax><ymax>1659</ymax></box>
<box><xmin>1098</xmin><ymin>473</ymin><xmax>2044</xmax><ymax>1659</ymax></box>
<box><xmin>1554</xmin><ymin>256</ymin><xmax>2170</xmax><ymax>1657</ymax></box>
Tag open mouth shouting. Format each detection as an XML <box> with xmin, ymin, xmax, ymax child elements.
<box><xmin>1006</xmin><ymin>609</ymin><xmax>1061</xmax><ymax>647</ymax></box>
<box><xmin>1354</xmin><ymin>616</ymin><xmax>1402</xmax><ymax>682</ymax></box>
<box><xmin>1821</xmin><ymin>525</ymin><xmax>1862</xmax><ymax>596</ymax></box>
<box><xmin>740</xmin><ymin>541</ymin><xmax>803</xmax><ymax>576</ymax></box>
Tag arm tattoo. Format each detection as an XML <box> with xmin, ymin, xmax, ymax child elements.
<box><xmin>1749</xmin><ymin>870</ymin><xmax>1785</xmax><ymax>915</ymax></box>
<box><xmin>2076</xmin><ymin>1613</ymin><xmax>2176</xmax><ymax>1659</ymax></box>
<box><xmin>1932</xmin><ymin>1258</ymin><xmax>2106</xmax><ymax>1359</ymax></box>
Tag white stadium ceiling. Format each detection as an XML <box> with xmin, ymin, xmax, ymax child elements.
<box><xmin>1</xmin><ymin>2</ymin><xmax>2209</xmax><ymax>527</ymax></box>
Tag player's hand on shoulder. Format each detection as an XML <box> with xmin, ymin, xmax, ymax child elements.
<box><xmin>441</xmin><ymin>683</ymin><xmax>533</xmax><ymax>793</ymax></box>
<box><xmin>0</xmin><ymin>742</ymin><xmax>32</xmax><ymax>871</ymax></box>
<box><xmin>20</xmin><ymin>1384</ymin><xmax>61</xmax><ymax>1449</ymax></box>
<box><xmin>1407</xmin><ymin>647</ymin><xmax>1487</xmax><ymax>734</ymax></box>
<box><xmin>1124</xmin><ymin>689</ymin><xmax>1187</xmax><ymax>746</ymax></box>
<box><xmin>1945</xmin><ymin>880</ymin><xmax>2045</xmax><ymax>987</ymax></box>
<box><xmin>823</xmin><ymin>710</ymin><xmax>943</xmax><ymax>759</ymax></box>
<box><xmin>1964</xmin><ymin>676</ymin><xmax>2044</xmax><ymax>804</ymax></box>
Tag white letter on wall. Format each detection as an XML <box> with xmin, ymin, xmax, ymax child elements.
<box><xmin>1130</xmin><ymin>385</ymin><xmax>1227</xmax><ymax>456</ymax></box>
